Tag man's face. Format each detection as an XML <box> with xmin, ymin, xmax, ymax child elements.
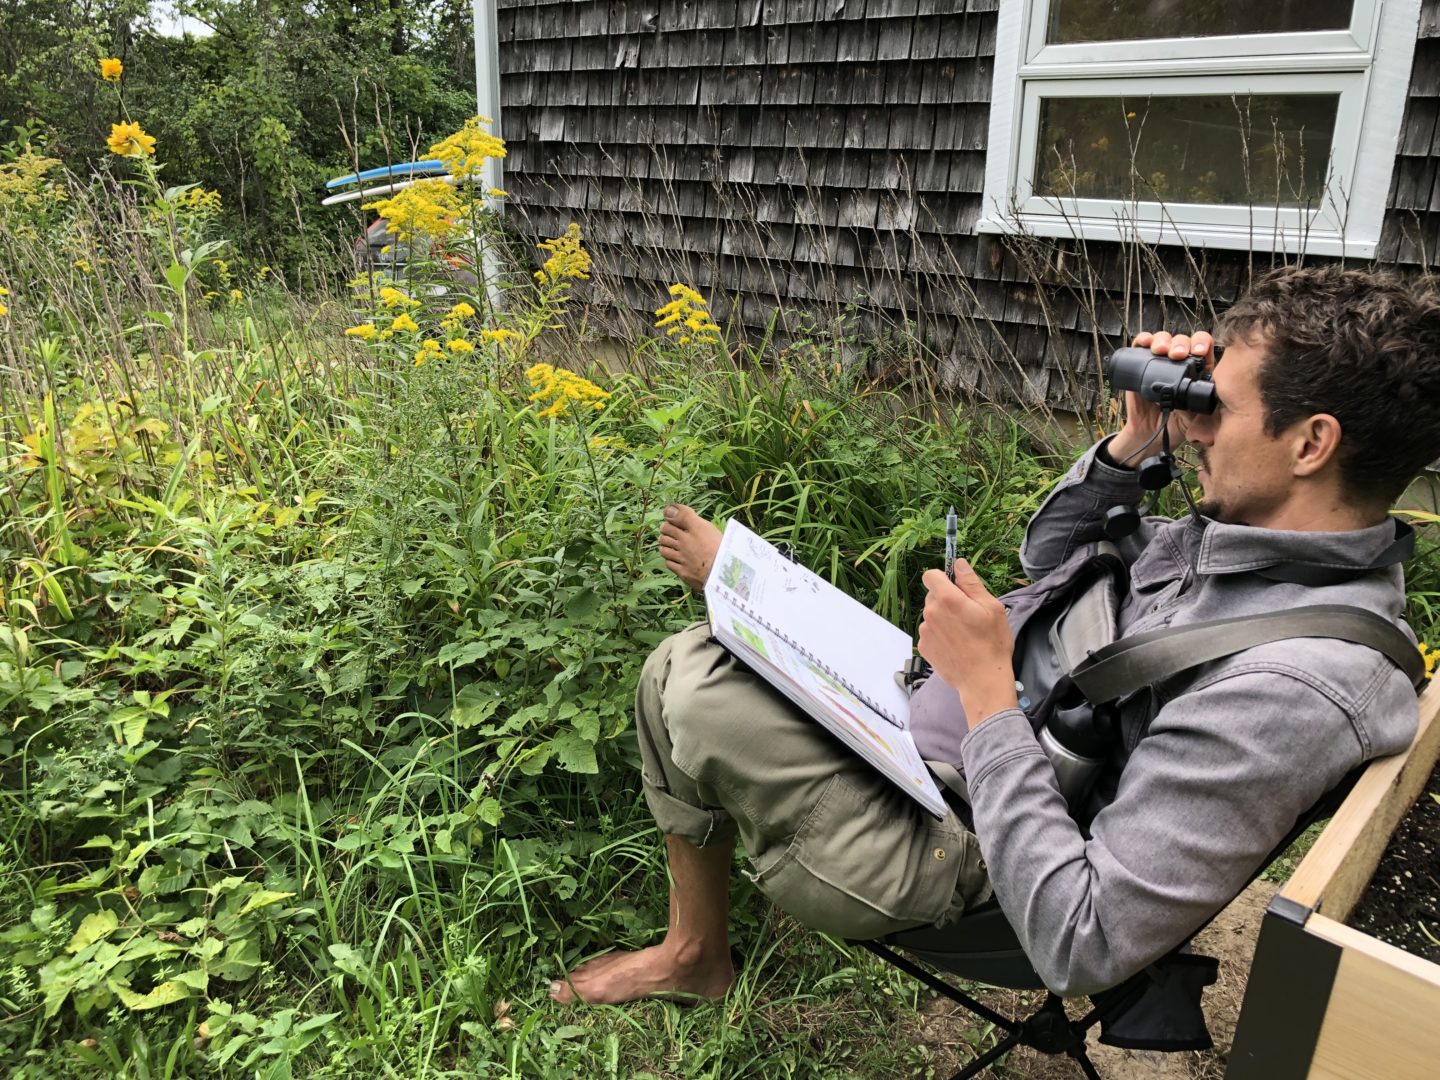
<box><xmin>1183</xmin><ymin>336</ymin><xmax>1303</xmax><ymax>526</ymax></box>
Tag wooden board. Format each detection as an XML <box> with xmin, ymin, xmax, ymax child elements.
<box><xmin>1281</xmin><ymin>679</ymin><xmax>1440</xmax><ymax>921</ymax></box>
<box><xmin>1305</xmin><ymin>913</ymin><xmax>1440</xmax><ymax>1080</ymax></box>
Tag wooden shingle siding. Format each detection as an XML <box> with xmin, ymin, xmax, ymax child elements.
<box><xmin>1379</xmin><ymin>2</ymin><xmax>1440</xmax><ymax>266</ymax></box>
<box><xmin>499</xmin><ymin>0</ymin><xmax>1440</xmax><ymax>410</ymax></box>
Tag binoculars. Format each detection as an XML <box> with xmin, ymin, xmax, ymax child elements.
<box><xmin>1105</xmin><ymin>347</ymin><xmax>1219</xmax><ymax>414</ymax></box>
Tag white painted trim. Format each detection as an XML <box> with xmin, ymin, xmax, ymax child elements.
<box><xmin>1027</xmin><ymin>0</ymin><xmax>1382</xmax><ymax>63</ymax></box>
<box><xmin>1012</xmin><ymin>71</ymin><xmax>1366</xmax><ymax>238</ymax></box>
<box><xmin>471</xmin><ymin>0</ymin><xmax>507</xmax><ymax>312</ymax></box>
<box><xmin>982</xmin><ymin>0</ymin><xmax>1423</xmax><ymax>257</ymax></box>
<box><xmin>471</xmin><ymin>0</ymin><xmax>504</xmax><ymax>205</ymax></box>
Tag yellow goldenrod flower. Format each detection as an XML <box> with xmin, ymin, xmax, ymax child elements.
<box><xmin>345</xmin><ymin>323</ymin><xmax>379</xmax><ymax>341</ymax></box>
<box><xmin>0</xmin><ymin>149</ymin><xmax>67</xmax><ymax>214</ymax></box>
<box><xmin>73</xmin><ymin>258</ymin><xmax>92</xmax><ymax>273</ymax></box>
<box><xmin>449</xmin><ymin>301</ymin><xmax>476</xmax><ymax>319</ymax></box>
<box><xmin>446</xmin><ymin>338</ymin><xmax>474</xmax><ymax>353</ymax></box>
<box><xmin>107</xmin><ymin>121</ymin><xmax>156</xmax><ymax>158</ymax></box>
<box><xmin>258</xmin><ymin>265</ymin><xmax>272</xmax><ymax>277</ymax></box>
<box><xmin>0</xmin><ymin>287</ymin><xmax>7</xmax><ymax>318</ymax></box>
<box><xmin>379</xmin><ymin>286</ymin><xmax>419</xmax><ymax>309</ymax></box>
<box><xmin>487</xmin><ymin>188</ymin><xmax>508</xmax><ymax>198</ymax></box>
<box><xmin>534</xmin><ymin>223</ymin><xmax>591</xmax><ymax>286</ymax></box>
<box><xmin>229</xmin><ymin>288</ymin><xmax>244</xmax><ymax>301</ymax></box>
<box><xmin>100</xmin><ymin>57</ymin><xmax>123</xmax><ymax>82</ymax></box>
<box><xmin>426</xmin><ymin>116</ymin><xmax>508</xmax><ymax>181</ymax></box>
<box><xmin>524</xmin><ymin>362</ymin><xmax>611</xmax><ymax>419</ymax></box>
<box><xmin>365</xmin><ymin>179</ymin><xmax>464</xmax><ymax>241</ymax></box>
<box><xmin>654</xmin><ymin>283</ymin><xmax>721</xmax><ymax>344</ymax></box>
<box><xmin>1420</xmin><ymin>642</ymin><xmax>1437</xmax><ymax>681</ymax></box>
<box><xmin>389</xmin><ymin>312</ymin><xmax>419</xmax><ymax>334</ymax></box>
<box><xmin>481</xmin><ymin>328</ymin><xmax>518</xmax><ymax>344</ymax></box>
<box><xmin>414</xmin><ymin>338</ymin><xmax>445</xmax><ymax>366</ymax></box>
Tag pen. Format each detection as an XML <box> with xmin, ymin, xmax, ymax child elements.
<box><xmin>945</xmin><ymin>505</ymin><xmax>958</xmax><ymax>583</ymax></box>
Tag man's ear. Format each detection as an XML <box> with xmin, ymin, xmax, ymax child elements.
<box><xmin>1291</xmin><ymin>413</ymin><xmax>1343</xmax><ymax>478</ymax></box>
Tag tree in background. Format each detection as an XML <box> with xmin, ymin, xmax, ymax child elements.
<box><xmin>0</xmin><ymin>0</ymin><xmax>479</xmax><ymax>270</ymax></box>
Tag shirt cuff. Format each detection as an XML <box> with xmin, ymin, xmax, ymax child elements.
<box><xmin>958</xmin><ymin>708</ymin><xmax>1045</xmax><ymax>793</ymax></box>
<box><xmin>1073</xmin><ymin>437</ymin><xmax>1147</xmax><ymax>503</ymax></box>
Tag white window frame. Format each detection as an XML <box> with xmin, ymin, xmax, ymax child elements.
<box><xmin>978</xmin><ymin>0</ymin><xmax>1423</xmax><ymax>257</ymax></box>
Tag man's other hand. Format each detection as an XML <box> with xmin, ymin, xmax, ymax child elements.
<box><xmin>919</xmin><ymin>562</ymin><xmax>1018</xmax><ymax>729</ymax></box>
<box><xmin>1107</xmin><ymin>329</ymin><xmax>1214</xmax><ymax>467</ymax></box>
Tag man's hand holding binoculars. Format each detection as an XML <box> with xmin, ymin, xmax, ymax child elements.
<box><xmin>1107</xmin><ymin>330</ymin><xmax>1215</xmax><ymax>469</ymax></box>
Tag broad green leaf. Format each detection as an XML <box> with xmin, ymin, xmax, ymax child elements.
<box><xmin>116</xmin><ymin>979</ymin><xmax>190</xmax><ymax>1011</ymax></box>
<box><xmin>451</xmin><ymin>682</ymin><xmax>502</xmax><ymax>728</ymax></box>
<box><xmin>67</xmin><ymin>910</ymin><xmax>118</xmax><ymax>954</ymax></box>
<box><xmin>239</xmin><ymin>889</ymin><xmax>295</xmax><ymax>915</ymax></box>
<box><xmin>327</xmin><ymin>943</ymin><xmax>372</xmax><ymax>981</ymax></box>
<box><xmin>551</xmin><ymin>730</ymin><xmax>598</xmax><ymax>774</ymax></box>
<box><xmin>212</xmin><ymin>938</ymin><xmax>262</xmax><ymax>981</ymax></box>
<box><xmin>172</xmin><ymin>968</ymin><xmax>210</xmax><ymax>993</ymax></box>
<box><xmin>477</xmin><ymin>797</ymin><xmax>504</xmax><ymax>826</ymax></box>
<box><xmin>163</xmin><ymin>262</ymin><xmax>189</xmax><ymax>292</ymax></box>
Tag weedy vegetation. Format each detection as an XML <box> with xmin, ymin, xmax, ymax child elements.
<box><xmin>2</xmin><ymin>95</ymin><xmax>1437</xmax><ymax>1080</ymax></box>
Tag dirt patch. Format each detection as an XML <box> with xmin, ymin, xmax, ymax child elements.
<box><xmin>907</xmin><ymin>880</ymin><xmax>1278</xmax><ymax>1079</ymax></box>
<box><xmin>1348</xmin><ymin>759</ymin><xmax>1440</xmax><ymax>963</ymax></box>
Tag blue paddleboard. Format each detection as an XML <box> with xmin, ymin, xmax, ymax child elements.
<box><xmin>326</xmin><ymin>160</ymin><xmax>447</xmax><ymax>190</ymax></box>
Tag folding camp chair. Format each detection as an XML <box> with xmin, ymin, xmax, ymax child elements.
<box><xmin>852</xmin><ymin>766</ymin><xmax>1366</xmax><ymax>1079</ymax></box>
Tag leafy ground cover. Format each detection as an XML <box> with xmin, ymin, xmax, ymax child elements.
<box><xmin>4</xmin><ymin>113</ymin><xmax>1438</xmax><ymax>1078</ymax></box>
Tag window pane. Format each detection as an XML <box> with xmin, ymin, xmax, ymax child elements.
<box><xmin>1047</xmin><ymin>1</ymin><xmax>1353</xmax><ymax>44</ymax></box>
<box><xmin>1033</xmin><ymin>94</ymin><xmax>1339</xmax><ymax>206</ymax></box>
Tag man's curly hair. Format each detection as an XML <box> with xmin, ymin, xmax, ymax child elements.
<box><xmin>1216</xmin><ymin>264</ymin><xmax>1440</xmax><ymax>507</ymax></box>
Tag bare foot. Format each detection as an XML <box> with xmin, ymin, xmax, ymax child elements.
<box><xmin>548</xmin><ymin>943</ymin><xmax>734</xmax><ymax>1005</ymax></box>
<box><xmin>658</xmin><ymin>505</ymin><xmax>723</xmax><ymax>591</ymax></box>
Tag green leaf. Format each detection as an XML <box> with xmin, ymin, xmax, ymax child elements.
<box><xmin>239</xmin><ymin>889</ymin><xmax>296</xmax><ymax>915</ymax></box>
<box><xmin>565</xmin><ymin>587</ymin><xmax>601</xmax><ymax>619</ymax></box>
<box><xmin>477</xmin><ymin>797</ymin><xmax>504</xmax><ymax>826</ymax></box>
<box><xmin>551</xmin><ymin>730</ymin><xmax>598</xmax><ymax>774</ymax></box>
<box><xmin>212</xmin><ymin>938</ymin><xmax>262</xmax><ymax>981</ymax></box>
<box><xmin>172</xmin><ymin>968</ymin><xmax>210</xmax><ymax>993</ymax></box>
<box><xmin>67</xmin><ymin>910</ymin><xmax>118</xmax><ymax>954</ymax></box>
<box><xmin>116</xmin><ymin>980</ymin><xmax>190</xmax><ymax>1011</ymax></box>
<box><xmin>451</xmin><ymin>683</ymin><xmax>502</xmax><ymax>729</ymax></box>
<box><xmin>163</xmin><ymin>262</ymin><xmax>189</xmax><ymax>293</ymax></box>
<box><xmin>112</xmin><ymin>705</ymin><xmax>147</xmax><ymax>747</ymax></box>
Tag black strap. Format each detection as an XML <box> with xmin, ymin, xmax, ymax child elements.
<box><xmin>1070</xmin><ymin>604</ymin><xmax>1426</xmax><ymax>704</ymax></box>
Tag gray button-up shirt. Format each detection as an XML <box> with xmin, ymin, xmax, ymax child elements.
<box><xmin>959</xmin><ymin>439</ymin><xmax>1420</xmax><ymax>996</ymax></box>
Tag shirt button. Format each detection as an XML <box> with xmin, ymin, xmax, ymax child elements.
<box><xmin>933</xmin><ymin>848</ymin><xmax>947</xmax><ymax>861</ymax></box>
<box><xmin>978</xmin><ymin>859</ymin><xmax>988</xmax><ymax>872</ymax></box>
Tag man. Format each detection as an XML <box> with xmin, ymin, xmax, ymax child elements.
<box><xmin>549</xmin><ymin>264</ymin><xmax>1440</xmax><ymax>1005</ymax></box>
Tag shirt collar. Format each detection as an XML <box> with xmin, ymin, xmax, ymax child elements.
<box><xmin>1192</xmin><ymin>514</ymin><xmax>1407</xmax><ymax>576</ymax></box>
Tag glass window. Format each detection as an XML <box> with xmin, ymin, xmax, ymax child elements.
<box><xmin>1034</xmin><ymin>93</ymin><xmax>1339</xmax><ymax>205</ymax></box>
<box><xmin>1046</xmin><ymin>1</ymin><xmax>1354</xmax><ymax>44</ymax></box>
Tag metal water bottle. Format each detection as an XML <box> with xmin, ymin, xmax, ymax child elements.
<box><xmin>1036</xmin><ymin>701</ymin><xmax>1110</xmax><ymax>809</ymax></box>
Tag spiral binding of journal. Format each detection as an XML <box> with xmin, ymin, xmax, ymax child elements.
<box><xmin>731</xmin><ymin>598</ymin><xmax>903</xmax><ymax>728</ymax></box>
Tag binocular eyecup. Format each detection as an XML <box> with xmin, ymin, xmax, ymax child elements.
<box><xmin>1105</xmin><ymin>347</ymin><xmax>1218</xmax><ymax>414</ymax></box>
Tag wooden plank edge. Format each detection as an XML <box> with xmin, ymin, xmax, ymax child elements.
<box><xmin>1281</xmin><ymin>679</ymin><xmax>1440</xmax><ymax>918</ymax></box>
<box><xmin>1305</xmin><ymin>912</ymin><xmax>1440</xmax><ymax>985</ymax></box>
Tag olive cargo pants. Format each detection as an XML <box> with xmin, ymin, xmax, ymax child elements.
<box><xmin>634</xmin><ymin>623</ymin><xmax>992</xmax><ymax>940</ymax></box>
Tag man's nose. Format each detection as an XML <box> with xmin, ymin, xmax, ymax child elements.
<box><xmin>1186</xmin><ymin>414</ymin><xmax>1215</xmax><ymax>445</ymax></box>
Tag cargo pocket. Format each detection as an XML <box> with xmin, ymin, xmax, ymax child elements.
<box><xmin>746</xmin><ymin>773</ymin><xmax>966</xmax><ymax>940</ymax></box>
